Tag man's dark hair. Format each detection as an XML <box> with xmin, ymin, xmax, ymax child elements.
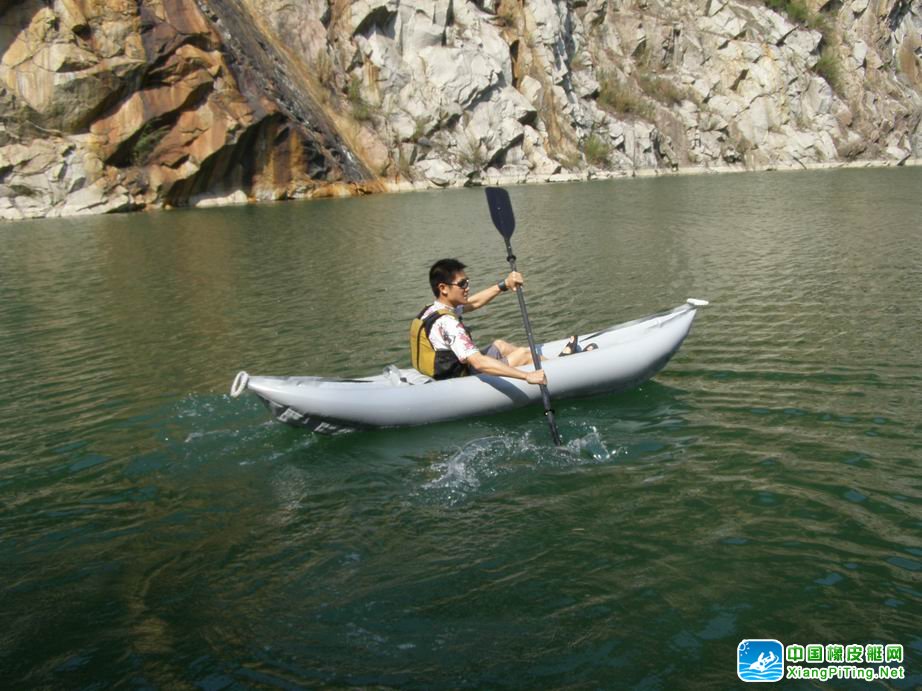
<box><xmin>429</xmin><ymin>258</ymin><xmax>466</xmax><ymax>296</ymax></box>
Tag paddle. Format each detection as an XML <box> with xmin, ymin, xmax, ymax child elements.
<box><xmin>484</xmin><ymin>186</ymin><xmax>563</xmax><ymax>447</ymax></box>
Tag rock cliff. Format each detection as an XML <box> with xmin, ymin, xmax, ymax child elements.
<box><xmin>1</xmin><ymin>0</ymin><xmax>920</xmax><ymax>219</ymax></box>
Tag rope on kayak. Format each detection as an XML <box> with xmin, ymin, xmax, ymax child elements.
<box><xmin>230</xmin><ymin>371</ymin><xmax>250</xmax><ymax>398</ymax></box>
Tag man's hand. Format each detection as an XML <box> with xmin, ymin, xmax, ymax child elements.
<box><xmin>505</xmin><ymin>271</ymin><xmax>524</xmax><ymax>291</ymax></box>
<box><xmin>525</xmin><ymin>369</ymin><xmax>547</xmax><ymax>386</ymax></box>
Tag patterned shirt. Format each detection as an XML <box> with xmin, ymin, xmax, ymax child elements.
<box><xmin>421</xmin><ymin>301</ymin><xmax>479</xmax><ymax>363</ymax></box>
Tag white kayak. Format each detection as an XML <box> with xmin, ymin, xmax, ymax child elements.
<box><xmin>230</xmin><ymin>299</ymin><xmax>708</xmax><ymax>434</ymax></box>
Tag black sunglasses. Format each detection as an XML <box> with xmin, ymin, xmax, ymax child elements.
<box><xmin>447</xmin><ymin>278</ymin><xmax>470</xmax><ymax>290</ymax></box>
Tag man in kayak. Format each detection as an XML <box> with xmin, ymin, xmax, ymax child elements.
<box><xmin>410</xmin><ymin>258</ymin><xmax>547</xmax><ymax>385</ymax></box>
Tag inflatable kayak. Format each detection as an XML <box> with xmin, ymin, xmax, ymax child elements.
<box><xmin>230</xmin><ymin>299</ymin><xmax>708</xmax><ymax>433</ymax></box>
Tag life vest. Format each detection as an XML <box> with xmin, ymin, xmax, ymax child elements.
<box><xmin>410</xmin><ymin>307</ymin><xmax>472</xmax><ymax>380</ymax></box>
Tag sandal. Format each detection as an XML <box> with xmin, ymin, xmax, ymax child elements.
<box><xmin>559</xmin><ymin>335</ymin><xmax>581</xmax><ymax>357</ymax></box>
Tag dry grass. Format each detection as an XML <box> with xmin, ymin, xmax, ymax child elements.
<box><xmin>637</xmin><ymin>74</ymin><xmax>687</xmax><ymax>105</ymax></box>
<box><xmin>457</xmin><ymin>133</ymin><xmax>487</xmax><ymax>169</ymax></box>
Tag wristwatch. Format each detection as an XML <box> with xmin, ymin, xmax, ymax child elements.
<box><xmin>498</xmin><ymin>279</ymin><xmax>509</xmax><ymax>292</ymax></box>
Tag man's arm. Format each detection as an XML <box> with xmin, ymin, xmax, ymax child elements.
<box><xmin>466</xmin><ymin>352</ymin><xmax>547</xmax><ymax>385</ymax></box>
<box><xmin>463</xmin><ymin>271</ymin><xmax>522</xmax><ymax>312</ymax></box>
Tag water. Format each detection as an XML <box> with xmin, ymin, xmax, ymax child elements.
<box><xmin>1</xmin><ymin>168</ymin><xmax>920</xmax><ymax>688</ymax></box>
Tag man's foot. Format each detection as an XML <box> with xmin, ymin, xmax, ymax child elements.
<box><xmin>559</xmin><ymin>335</ymin><xmax>581</xmax><ymax>357</ymax></box>
<box><xmin>583</xmin><ymin>343</ymin><xmax>598</xmax><ymax>352</ymax></box>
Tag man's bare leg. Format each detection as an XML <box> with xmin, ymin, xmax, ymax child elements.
<box><xmin>491</xmin><ymin>339</ymin><xmax>540</xmax><ymax>367</ymax></box>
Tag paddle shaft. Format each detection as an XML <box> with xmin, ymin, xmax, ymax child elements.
<box><xmin>503</xmin><ymin>238</ymin><xmax>562</xmax><ymax>446</ymax></box>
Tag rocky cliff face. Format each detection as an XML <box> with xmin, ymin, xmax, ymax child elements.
<box><xmin>1</xmin><ymin>0</ymin><xmax>920</xmax><ymax>219</ymax></box>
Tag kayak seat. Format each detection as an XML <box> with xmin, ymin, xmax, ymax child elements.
<box><xmin>384</xmin><ymin>366</ymin><xmax>435</xmax><ymax>386</ymax></box>
<box><xmin>383</xmin><ymin>364</ymin><xmax>410</xmax><ymax>386</ymax></box>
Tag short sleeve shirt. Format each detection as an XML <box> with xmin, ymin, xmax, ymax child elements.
<box><xmin>421</xmin><ymin>301</ymin><xmax>479</xmax><ymax>363</ymax></box>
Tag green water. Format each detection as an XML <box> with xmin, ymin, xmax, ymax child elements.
<box><xmin>1</xmin><ymin>168</ymin><xmax>920</xmax><ymax>688</ymax></box>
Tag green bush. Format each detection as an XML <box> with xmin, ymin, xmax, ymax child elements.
<box><xmin>814</xmin><ymin>46</ymin><xmax>841</xmax><ymax>93</ymax></box>
<box><xmin>348</xmin><ymin>77</ymin><xmax>373</xmax><ymax>121</ymax></box>
<box><xmin>597</xmin><ymin>72</ymin><xmax>653</xmax><ymax>119</ymax></box>
<box><xmin>584</xmin><ymin>133</ymin><xmax>611</xmax><ymax>167</ymax></box>
<box><xmin>765</xmin><ymin>0</ymin><xmax>832</xmax><ymax>36</ymax></box>
<box><xmin>764</xmin><ymin>0</ymin><xmax>810</xmax><ymax>24</ymax></box>
<box><xmin>130</xmin><ymin>123</ymin><xmax>170</xmax><ymax>166</ymax></box>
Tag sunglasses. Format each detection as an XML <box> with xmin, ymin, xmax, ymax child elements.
<box><xmin>447</xmin><ymin>278</ymin><xmax>470</xmax><ymax>290</ymax></box>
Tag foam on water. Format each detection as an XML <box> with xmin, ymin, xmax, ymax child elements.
<box><xmin>421</xmin><ymin>425</ymin><xmax>621</xmax><ymax>503</ymax></box>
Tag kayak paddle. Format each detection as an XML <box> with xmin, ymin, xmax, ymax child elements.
<box><xmin>484</xmin><ymin>186</ymin><xmax>563</xmax><ymax>447</ymax></box>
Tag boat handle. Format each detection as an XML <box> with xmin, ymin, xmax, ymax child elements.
<box><xmin>230</xmin><ymin>371</ymin><xmax>250</xmax><ymax>398</ymax></box>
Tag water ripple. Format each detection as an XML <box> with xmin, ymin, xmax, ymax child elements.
<box><xmin>2</xmin><ymin>169</ymin><xmax>921</xmax><ymax>687</ymax></box>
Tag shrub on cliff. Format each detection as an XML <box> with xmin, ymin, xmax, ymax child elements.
<box><xmin>637</xmin><ymin>74</ymin><xmax>687</xmax><ymax>105</ymax></box>
<box><xmin>814</xmin><ymin>46</ymin><xmax>842</xmax><ymax>95</ymax></box>
<box><xmin>348</xmin><ymin>77</ymin><xmax>373</xmax><ymax>122</ymax></box>
<box><xmin>597</xmin><ymin>72</ymin><xmax>654</xmax><ymax>120</ymax></box>
<box><xmin>764</xmin><ymin>0</ymin><xmax>811</xmax><ymax>24</ymax></box>
<box><xmin>583</xmin><ymin>133</ymin><xmax>611</xmax><ymax>167</ymax></box>
<box><xmin>764</xmin><ymin>0</ymin><xmax>834</xmax><ymax>36</ymax></box>
<box><xmin>130</xmin><ymin>124</ymin><xmax>170</xmax><ymax>167</ymax></box>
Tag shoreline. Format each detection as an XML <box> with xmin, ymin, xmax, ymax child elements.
<box><xmin>4</xmin><ymin>157</ymin><xmax>920</xmax><ymax>223</ymax></box>
<box><xmin>188</xmin><ymin>155</ymin><xmax>922</xmax><ymax>213</ymax></box>
<box><xmin>382</xmin><ymin>156</ymin><xmax>922</xmax><ymax>194</ymax></box>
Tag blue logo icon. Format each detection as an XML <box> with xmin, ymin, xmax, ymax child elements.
<box><xmin>738</xmin><ymin>639</ymin><xmax>784</xmax><ymax>682</ymax></box>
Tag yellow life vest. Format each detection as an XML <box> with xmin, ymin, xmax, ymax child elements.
<box><xmin>409</xmin><ymin>307</ymin><xmax>472</xmax><ymax>380</ymax></box>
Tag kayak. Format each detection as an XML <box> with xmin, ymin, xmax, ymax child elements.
<box><xmin>230</xmin><ymin>299</ymin><xmax>708</xmax><ymax>434</ymax></box>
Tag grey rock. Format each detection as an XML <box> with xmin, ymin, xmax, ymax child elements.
<box><xmin>1</xmin><ymin>0</ymin><xmax>921</xmax><ymax>218</ymax></box>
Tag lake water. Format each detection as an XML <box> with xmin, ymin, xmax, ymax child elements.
<box><xmin>1</xmin><ymin>168</ymin><xmax>920</xmax><ymax>688</ymax></box>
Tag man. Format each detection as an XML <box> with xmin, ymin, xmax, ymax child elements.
<box><xmin>410</xmin><ymin>258</ymin><xmax>547</xmax><ymax>386</ymax></box>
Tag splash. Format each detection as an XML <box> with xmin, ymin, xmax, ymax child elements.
<box><xmin>421</xmin><ymin>426</ymin><xmax>621</xmax><ymax>503</ymax></box>
<box><xmin>563</xmin><ymin>426</ymin><xmax>615</xmax><ymax>462</ymax></box>
<box><xmin>422</xmin><ymin>435</ymin><xmax>518</xmax><ymax>495</ymax></box>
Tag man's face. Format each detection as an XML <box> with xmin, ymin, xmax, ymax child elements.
<box><xmin>441</xmin><ymin>271</ymin><xmax>470</xmax><ymax>305</ymax></box>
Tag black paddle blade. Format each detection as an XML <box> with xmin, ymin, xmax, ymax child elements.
<box><xmin>485</xmin><ymin>187</ymin><xmax>515</xmax><ymax>239</ymax></box>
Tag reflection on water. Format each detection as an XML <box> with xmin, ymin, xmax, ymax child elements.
<box><xmin>1</xmin><ymin>167</ymin><xmax>921</xmax><ymax>687</ymax></box>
